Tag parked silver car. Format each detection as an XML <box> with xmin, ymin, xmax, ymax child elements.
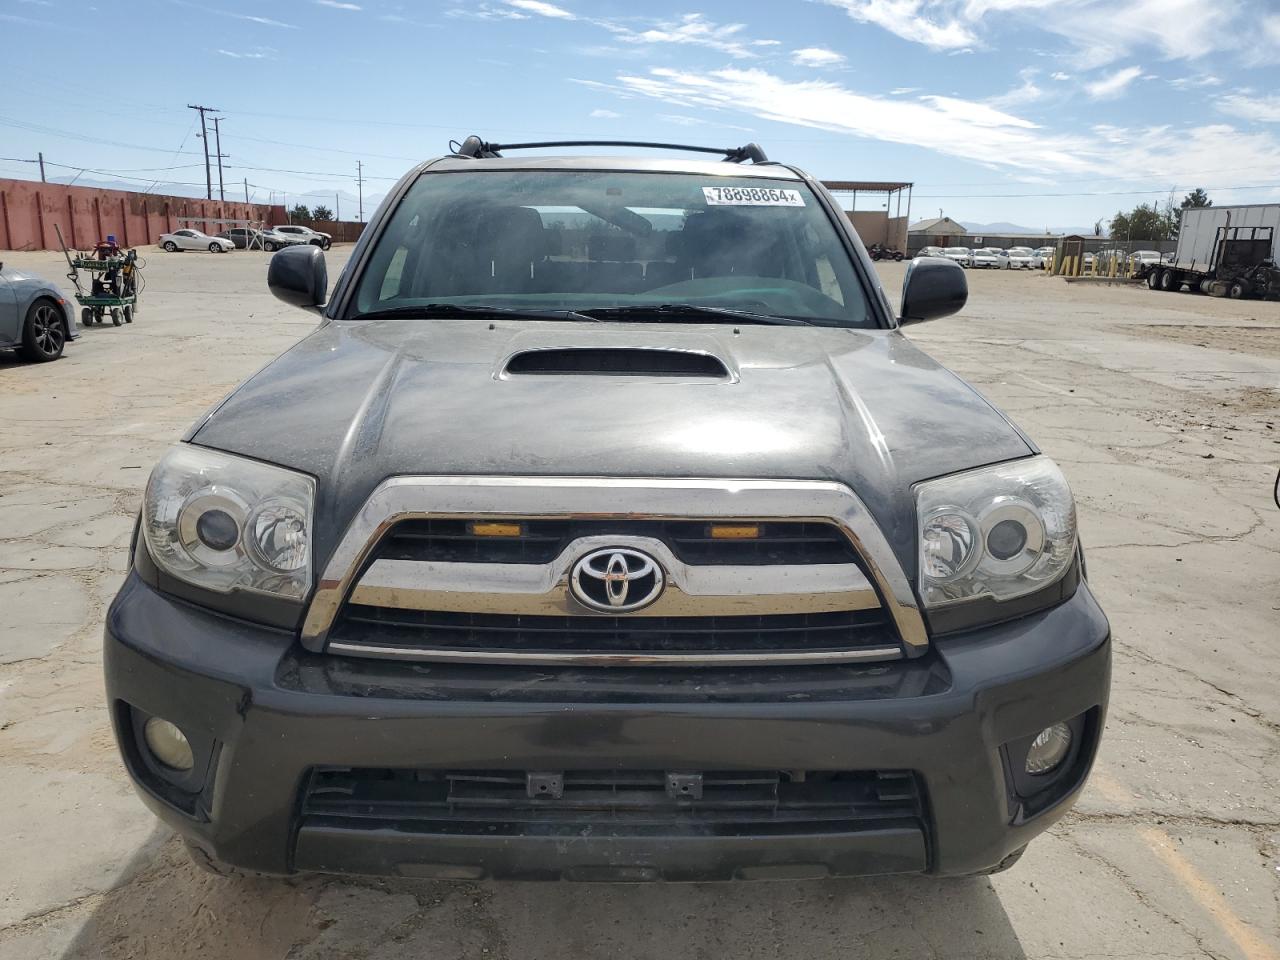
<box><xmin>261</xmin><ymin>229</ymin><xmax>310</xmax><ymax>253</ymax></box>
<box><xmin>0</xmin><ymin>262</ymin><xmax>77</xmax><ymax>362</ymax></box>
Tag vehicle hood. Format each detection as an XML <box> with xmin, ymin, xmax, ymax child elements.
<box><xmin>191</xmin><ymin>320</ymin><xmax>1033</xmax><ymax>571</ymax></box>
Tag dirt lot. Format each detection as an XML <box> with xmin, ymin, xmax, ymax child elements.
<box><xmin>0</xmin><ymin>250</ymin><xmax>1277</xmax><ymax>960</ymax></box>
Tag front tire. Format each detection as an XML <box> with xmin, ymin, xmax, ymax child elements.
<box><xmin>1229</xmin><ymin>279</ymin><xmax>1250</xmax><ymax>299</ymax></box>
<box><xmin>163</xmin><ymin>241</ymin><xmax>177</xmax><ymax>252</ymax></box>
<box><xmin>18</xmin><ymin>299</ymin><xmax>66</xmax><ymax>362</ymax></box>
<box><xmin>209</xmin><ymin>242</ymin><xmax>221</xmax><ymax>253</ymax></box>
<box><xmin>264</xmin><ymin>241</ymin><xmax>277</xmax><ymax>252</ymax></box>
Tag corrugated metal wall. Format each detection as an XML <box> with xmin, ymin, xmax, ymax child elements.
<box><xmin>0</xmin><ymin>178</ymin><xmax>286</xmax><ymax>251</ymax></box>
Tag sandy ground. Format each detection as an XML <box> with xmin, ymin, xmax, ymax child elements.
<box><xmin>0</xmin><ymin>249</ymin><xmax>1277</xmax><ymax>959</ymax></box>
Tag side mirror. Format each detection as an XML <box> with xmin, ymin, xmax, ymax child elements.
<box><xmin>899</xmin><ymin>256</ymin><xmax>967</xmax><ymax>325</ymax></box>
<box><xmin>268</xmin><ymin>244</ymin><xmax>327</xmax><ymax>311</ymax></box>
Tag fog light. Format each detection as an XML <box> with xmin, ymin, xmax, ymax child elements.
<box><xmin>143</xmin><ymin>717</ymin><xmax>194</xmax><ymax>771</ymax></box>
<box><xmin>1025</xmin><ymin>722</ymin><xmax>1072</xmax><ymax>775</ymax></box>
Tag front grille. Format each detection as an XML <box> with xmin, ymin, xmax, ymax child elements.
<box><xmin>331</xmin><ymin>605</ymin><xmax>897</xmax><ymax>657</ymax></box>
<box><xmin>374</xmin><ymin>519</ymin><xmax>859</xmax><ymax>566</ymax></box>
<box><xmin>302</xmin><ymin>767</ymin><xmax>923</xmax><ymax>834</ymax></box>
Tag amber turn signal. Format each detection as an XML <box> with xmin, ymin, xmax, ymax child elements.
<box><xmin>709</xmin><ymin>523</ymin><xmax>760</xmax><ymax>540</ymax></box>
<box><xmin>469</xmin><ymin>521</ymin><xmax>524</xmax><ymax>537</ymax></box>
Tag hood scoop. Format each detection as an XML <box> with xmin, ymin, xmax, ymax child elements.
<box><xmin>503</xmin><ymin>347</ymin><xmax>732</xmax><ymax>379</ymax></box>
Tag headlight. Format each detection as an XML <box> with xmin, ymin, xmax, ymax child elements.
<box><xmin>142</xmin><ymin>444</ymin><xmax>315</xmax><ymax>600</ymax></box>
<box><xmin>916</xmin><ymin>456</ymin><xmax>1076</xmax><ymax>609</ymax></box>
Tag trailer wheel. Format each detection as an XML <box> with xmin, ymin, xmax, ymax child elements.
<box><xmin>1146</xmin><ymin>270</ymin><xmax>1160</xmax><ymax>290</ymax></box>
<box><xmin>123</xmin><ymin>305</ymin><xmax>133</xmax><ymax>324</ymax></box>
<box><xmin>1158</xmin><ymin>268</ymin><xmax>1177</xmax><ymax>291</ymax></box>
<box><xmin>1229</xmin><ymin>279</ymin><xmax>1250</xmax><ymax>299</ymax></box>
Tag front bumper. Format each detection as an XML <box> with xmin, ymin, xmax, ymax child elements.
<box><xmin>105</xmin><ymin>572</ymin><xmax>1110</xmax><ymax>880</ymax></box>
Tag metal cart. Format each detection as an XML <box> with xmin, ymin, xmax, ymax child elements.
<box><xmin>55</xmin><ymin>225</ymin><xmax>143</xmax><ymax>326</ymax></box>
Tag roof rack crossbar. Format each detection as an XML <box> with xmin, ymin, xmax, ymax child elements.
<box><xmin>451</xmin><ymin>137</ymin><xmax>768</xmax><ymax>164</ymax></box>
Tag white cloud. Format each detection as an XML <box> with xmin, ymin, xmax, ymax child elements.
<box><xmin>1084</xmin><ymin>65</ymin><xmax>1142</xmax><ymax>99</ymax></box>
<box><xmin>608</xmin><ymin>65</ymin><xmax>1280</xmax><ymax>186</ymax></box>
<box><xmin>988</xmin><ymin>68</ymin><xmax>1043</xmax><ymax>109</ymax></box>
<box><xmin>821</xmin><ymin>0</ymin><xmax>978</xmax><ymax>50</ymax></box>
<box><xmin>447</xmin><ymin>4</ymin><xmax>527</xmax><ymax>20</ymax></box>
<box><xmin>613</xmin><ymin>13</ymin><xmax>762</xmax><ymax>58</ymax></box>
<box><xmin>315</xmin><ymin>0</ymin><xmax>361</xmax><ymax>9</ymax></box>
<box><xmin>590</xmin><ymin>108</ymin><xmax>621</xmax><ymax>118</ymax></box>
<box><xmin>820</xmin><ymin>0</ymin><xmax>1248</xmax><ymax>66</ymax></box>
<box><xmin>1216</xmin><ymin>93</ymin><xmax>1280</xmax><ymax>123</ymax></box>
<box><xmin>1170</xmin><ymin>74</ymin><xmax>1222</xmax><ymax>88</ymax></box>
<box><xmin>1050</xmin><ymin>71</ymin><xmax>1070</xmax><ymax>80</ymax></box>
<box><xmin>792</xmin><ymin>46</ymin><xmax>845</xmax><ymax>66</ymax></box>
<box><xmin>217</xmin><ymin>47</ymin><xmax>273</xmax><ymax>58</ymax></box>
<box><xmin>506</xmin><ymin>0</ymin><xmax>574</xmax><ymax>18</ymax></box>
<box><xmin>235</xmin><ymin>12</ymin><xmax>296</xmax><ymax>27</ymax></box>
<box><xmin>889</xmin><ymin>86</ymin><xmax>918</xmax><ymax>95</ymax></box>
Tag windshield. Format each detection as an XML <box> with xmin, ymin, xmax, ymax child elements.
<box><xmin>351</xmin><ymin>170</ymin><xmax>874</xmax><ymax>327</ymax></box>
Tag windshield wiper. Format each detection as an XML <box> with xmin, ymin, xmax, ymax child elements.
<box><xmin>351</xmin><ymin>303</ymin><xmax>600</xmax><ymax>322</ymax></box>
<box><xmin>577</xmin><ymin>304</ymin><xmax>812</xmax><ymax>326</ymax></box>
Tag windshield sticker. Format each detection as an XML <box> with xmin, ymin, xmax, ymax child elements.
<box><xmin>702</xmin><ymin>186</ymin><xmax>805</xmax><ymax>207</ymax></box>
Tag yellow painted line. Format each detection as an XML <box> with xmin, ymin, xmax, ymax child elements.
<box><xmin>1092</xmin><ymin>772</ymin><xmax>1280</xmax><ymax>960</ymax></box>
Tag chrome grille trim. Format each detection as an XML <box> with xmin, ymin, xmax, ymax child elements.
<box><xmin>323</xmin><ymin>642</ymin><xmax>905</xmax><ymax>667</ymax></box>
<box><xmin>300</xmin><ymin>476</ymin><xmax>928</xmax><ymax>658</ymax></box>
<box><xmin>349</xmin><ymin>536</ymin><xmax>878</xmax><ymax>618</ymax></box>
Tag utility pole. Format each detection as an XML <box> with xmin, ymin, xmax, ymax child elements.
<box><xmin>335</xmin><ymin>192</ymin><xmax>340</xmax><ymax>221</ymax></box>
<box><xmin>211</xmin><ymin>116</ymin><xmax>227</xmax><ymax>202</ymax></box>
<box><xmin>244</xmin><ymin>178</ymin><xmax>249</xmax><ymax>203</ymax></box>
<box><xmin>187</xmin><ymin>104</ymin><xmax>219</xmax><ymax>200</ymax></box>
<box><xmin>38</xmin><ymin>151</ymin><xmax>46</xmax><ymax>183</ymax></box>
<box><xmin>356</xmin><ymin>160</ymin><xmax>364</xmax><ymax>222</ymax></box>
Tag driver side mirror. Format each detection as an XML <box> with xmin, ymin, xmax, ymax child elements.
<box><xmin>899</xmin><ymin>256</ymin><xmax>967</xmax><ymax>325</ymax></box>
<box><xmin>268</xmin><ymin>244</ymin><xmax>328</xmax><ymax>311</ymax></box>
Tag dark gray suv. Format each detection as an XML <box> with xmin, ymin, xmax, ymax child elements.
<box><xmin>105</xmin><ymin>139</ymin><xmax>1110</xmax><ymax>882</ymax></box>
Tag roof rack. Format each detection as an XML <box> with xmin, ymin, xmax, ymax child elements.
<box><xmin>449</xmin><ymin>136</ymin><xmax>769</xmax><ymax>164</ymax></box>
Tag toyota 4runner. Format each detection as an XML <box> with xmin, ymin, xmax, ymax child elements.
<box><xmin>105</xmin><ymin>138</ymin><xmax>1110</xmax><ymax>882</ymax></box>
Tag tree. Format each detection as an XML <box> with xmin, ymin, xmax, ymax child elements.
<box><xmin>289</xmin><ymin>203</ymin><xmax>312</xmax><ymax>221</ymax></box>
<box><xmin>1110</xmin><ymin>202</ymin><xmax>1174</xmax><ymax>242</ymax></box>
<box><xmin>311</xmin><ymin>205</ymin><xmax>334</xmax><ymax>222</ymax></box>
<box><xmin>1181</xmin><ymin>188</ymin><xmax>1211</xmax><ymax>210</ymax></box>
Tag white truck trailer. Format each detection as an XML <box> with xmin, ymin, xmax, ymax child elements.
<box><xmin>1146</xmin><ymin>203</ymin><xmax>1280</xmax><ymax>298</ymax></box>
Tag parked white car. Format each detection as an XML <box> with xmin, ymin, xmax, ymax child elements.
<box><xmin>158</xmin><ymin>229</ymin><xmax>233</xmax><ymax>253</ymax></box>
<box><xmin>271</xmin><ymin>225</ymin><xmax>332</xmax><ymax>250</ymax></box>
<box><xmin>1034</xmin><ymin>246</ymin><xmax>1055</xmax><ymax>265</ymax></box>
<box><xmin>1006</xmin><ymin>247</ymin><xmax>1037</xmax><ymax>269</ymax></box>
<box><xmin>942</xmin><ymin>246</ymin><xmax>973</xmax><ymax>267</ymax></box>
<box><xmin>1129</xmin><ymin>250</ymin><xmax>1163</xmax><ymax>267</ymax></box>
<box><xmin>971</xmin><ymin>247</ymin><xmax>1010</xmax><ymax>269</ymax></box>
<box><xmin>916</xmin><ymin>246</ymin><xmax>948</xmax><ymax>258</ymax></box>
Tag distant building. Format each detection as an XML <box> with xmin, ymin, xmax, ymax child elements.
<box><xmin>907</xmin><ymin>216</ymin><xmax>968</xmax><ymax>251</ymax></box>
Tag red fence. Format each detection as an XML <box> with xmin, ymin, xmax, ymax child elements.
<box><xmin>0</xmin><ymin>178</ymin><xmax>286</xmax><ymax>251</ymax></box>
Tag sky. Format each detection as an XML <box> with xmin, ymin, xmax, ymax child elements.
<box><xmin>3</xmin><ymin>0</ymin><xmax>1280</xmax><ymax>231</ymax></box>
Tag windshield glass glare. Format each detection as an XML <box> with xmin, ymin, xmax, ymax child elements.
<box><xmin>352</xmin><ymin>170</ymin><xmax>872</xmax><ymax>326</ymax></box>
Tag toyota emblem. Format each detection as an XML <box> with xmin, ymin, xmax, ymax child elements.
<box><xmin>569</xmin><ymin>547</ymin><xmax>665</xmax><ymax>613</ymax></box>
